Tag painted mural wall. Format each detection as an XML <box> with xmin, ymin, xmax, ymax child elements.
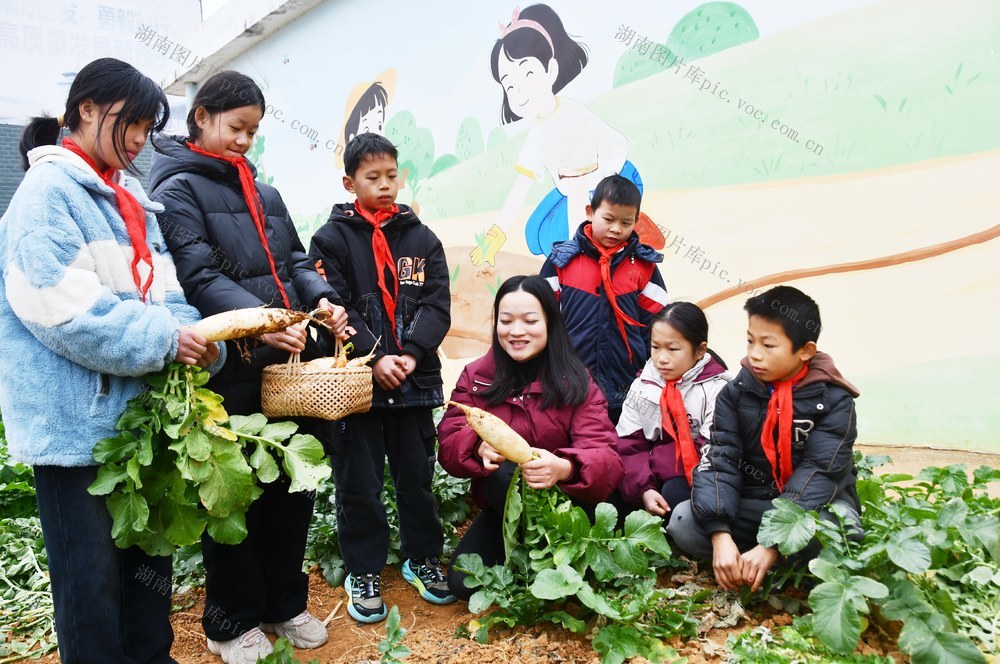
<box><xmin>214</xmin><ymin>0</ymin><xmax>997</xmax><ymax>452</ymax></box>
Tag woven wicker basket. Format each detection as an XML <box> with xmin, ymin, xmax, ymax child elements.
<box><xmin>261</xmin><ymin>343</ymin><xmax>373</xmax><ymax>420</ymax></box>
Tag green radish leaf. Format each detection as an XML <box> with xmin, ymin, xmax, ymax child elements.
<box><xmin>198</xmin><ymin>440</ymin><xmax>259</xmax><ymax>518</ymax></box>
<box><xmin>229</xmin><ymin>413</ymin><xmax>268</xmax><ymax>435</ymax></box>
<box><xmin>809</xmin><ymin>557</ymin><xmax>849</xmax><ymax>584</ymax></box>
<box><xmin>273</xmin><ymin>434</ymin><xmax>331</xmax><ymax>493</ymax></box>
<box><xmin>529</xmin><ymin>565</ymin><xmax>584</xmax><ymax>600</ymax></box>
<box><xmin>206</xmin><ymin>511</ymin><xmax>249</xmax><ymax>545</ymax></box>
<box><xmin>592</xmin><ymin>502</ymin><xmax>617</xmax><ymax>538</ymax></box>
<box><xmin>249</xmin><ymin>441</ymin><xmax>280</xmax><ymax>484</ymax></box>
<box><xmin>88</xmin><ymin>463</ymin><xmax>129</xmax><ymax>495</ymax></box>
<box><xmin>591</xmin><ymin>624</ymin><xmax>641</xmax><ymax>664</ymax></box>
<box><xmin>809</xmin><ymin>580</ymin><xmax>862</xmax><ymax>654</ymax></box>
<box><xmin>576</xmin><ymin>582</ymin><xmax>624</xmax><ymax>621</ymax></box>
<box><xmin>107</xmin><ymin>491</ymin><xmax>149</xmax><ymax>539</ymax></box>
<box><xmin>758</xmin><ymin>499</ymin><xmax>817</xmax><ymax>555</ymax></box>
<box><xmin>622</xmin><ymin>509</ymin><xmax>672</xmax><ymax>558</ymax></box>
<box><xmin>161</xmin><ymin>500</ymin><xmax>206</xmax><ymax>546</ymax></box>
<box><xmin>898</xmin><ymin>617</ymin><xmax>985</xmax><ymax>664</ymax></box>
<box><xmin>183</xmin><ymin>427</ymin><xmax>212</xmax><ymax>462</ymax></box>
<box><xmin>92</xmin><ymin>431</ymin><xmax>139</xmax><ymax>463</ymax></box>
<box><xmin>258</xmin><ymin>420</ymin><xmax>300</xmax><ymax>442</ymax></box>
<box><xmin>886</xmin><ymin>530</ymin><xmax>931</xmax><ymax>574</ymax></box>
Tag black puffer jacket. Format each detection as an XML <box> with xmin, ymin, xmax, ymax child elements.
<box><xmin>690</xmin><ymin>352</ymin><xmax>861</xmax><ymax>534</ymax></box>
<box><xmin>148</xmin><ymin>134</ymin><xmax>339</xmax><ymax>414</ymax></box>
<box><xmin>308</xmin><ymin>203</ymin><xmax>450</xmax><ymax>409</ymax></box>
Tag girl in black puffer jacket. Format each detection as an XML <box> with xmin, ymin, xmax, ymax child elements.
<box><xmin>150</xmin><ymin>71</ymin><xmax>347</xmax><ymax>663</ymax></box>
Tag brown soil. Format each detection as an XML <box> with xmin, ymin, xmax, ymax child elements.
<box><xmin>32</xmin><ymin>446</ymin><xmax>996</xmax><ymax>663</ymax></box>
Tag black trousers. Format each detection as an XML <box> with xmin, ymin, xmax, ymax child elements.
<box><xmin>34</xmin><ymin>465</ymin><xmax>175</xmax><ymax>664</ymax></box>
<box><xmin>201</xmin><ymin>420</ymin><xmax>331</xmax><ymax>641</ymax></box>
<box><xmin>329</xmin><ymin>408</ymin><xmax>444</xmax><ymax>574</ymax></box>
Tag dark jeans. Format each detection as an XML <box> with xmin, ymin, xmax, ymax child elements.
<box><xmin>34</xmin><ymin>465</ymin><xmax>175</xmax><ymax>664</ymax></box>
<box><xmin>201</xmin><ymin>419</ymin><xmax>331</xmax><ymax>641</ymax></box>
<box><xmin>329</xmin><ymin>408</ymin><xmax>444</xmax><ymax>574</ymax></box>
<box><xmin>667</xmin><ymin>498</ymin><xmax>862</xmax><ymax>563</ymax></box>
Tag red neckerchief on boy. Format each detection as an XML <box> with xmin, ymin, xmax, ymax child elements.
<box><xmin>353</xmin><ymin>200</ymin><xmax>401</xmax><ymax>344</ymax></box>
<box><xmin>760</xmin><ymin>361</ymin><xmax>810</xmax><ymax>491</ymax></box>
<box><xmin>582</xmin><ymin>224</ymin><xmax>642</xmax><ymax>361</ymax></box>
<box><xmin>659</xmin><ymin>378</ymin><xmax>699</xmax><ymax>485</ymax></box>
<box><xmin>185</xmin><ymin>142</ymin><xmax>291</xmax><ymax>308</ymax></box>
<box><xmin>63</xmin><ymin>137</ymin><xmax>154</xmax><ymax>301</ymax></box>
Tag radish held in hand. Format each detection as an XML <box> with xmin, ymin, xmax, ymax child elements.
<box><xmin>447</xmin><ymin>401</ymin><xmax>538</xmax><ymax>464</ymax></box>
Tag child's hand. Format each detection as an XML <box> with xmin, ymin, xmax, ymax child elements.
<box><xmin>176</xmin><ymin>327</ymin><xmax>218</xmax><ymax>367</ymax></box>
<box><xmin>477</xmin><ymin>440</ymin><xmax>505</xmax><ymax>472</ymax></box>
<box><xmin>316</xmin><ymin>297</ymin><xmax>349</xmax><ymax>340</ymax></box>
<box><xmin>642</xmin><ymin>489</ymin><xmax>670</xmax><ymax>516</ymax></box>
<box><xmin>261</xmin><ymin>321</ymin><xmax>308</xmax><ymax>353</ymax></box>
<box><xmin>394</xmin><ymin>353</ymin><xmax>417</xmax><ymax>376</ymax></box>
<box><xmin>740</xmin><ymin>545</ymin><xmax>779</xmax><ymax>592</ymax></box>
<box><xmin>521</xmin><ymin>448</ymin><xmax>573</xmax><ymax>490</ymax></box>
<box><xmin>373</xmin><ymin>355</ymin><xmax>406</xmax><ymax>390</ymax></box>
<box><xmin>710</xmin><ymin>531</ymin><xmax>744</xmax><ymax>591</ymax></box>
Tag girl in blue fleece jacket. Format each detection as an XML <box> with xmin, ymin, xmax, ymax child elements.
<box><xmin>0</xmin><ymin>58</ymin><xmax>221</xmax><ymax>663</ymax></box>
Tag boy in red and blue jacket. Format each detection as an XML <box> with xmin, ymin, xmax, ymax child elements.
<box><xmin>540</xmin><ymin>175</ymin><xmax>669</xmax><ymax>423</ymax></box>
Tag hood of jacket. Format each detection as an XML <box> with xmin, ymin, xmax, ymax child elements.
<box><xmin>637</xmin><ymin>353</ymin><xmax>729</xmax><ymax>391</ymax></box>
<box><xmin>326</xmin><ymin>201</ymin><xmax>419</xmax><ymax>232</ymax></box>
<box><xmin>148</xmin><ymin>133</ymin><xmax>258</xmax><ymax>191</ymax></box>
<box><xmin>547</xmin><ymin>221</ymin><xmax>663</xmax><ymax>268</ymax></box>
<box><xmin>739</xmin><ymin>351</ymin><xmax>860</xmax><ymax>397</ymax></box>
<box><xmin>27</xmin><ymin>145</ymin><xmax>163</xmax><ymax>214</ymax></box>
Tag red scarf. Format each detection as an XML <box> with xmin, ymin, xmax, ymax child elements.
<box><xmin>185</xmin><ymin>142</ymin><xmax>291</xmax><ymax>308</ymax></box>
<box><xmin>760</xmin><ymin>362</ymin><xmax>810</xmax><ymax>491</ymax></box>
<box><xmin>659</xmin><ymin>379</ymin><xmax>699</xmax><ymax>485</ymax></box>
<box><xmin>353</xmin><ymin>201</ymin><xmax>400</xmax><ymax>343</ymax></box>
<box><xmin>582</xmin><ymin>225</ymin><xmax>642</xmax><ymax>361</ymax></box>
<box><xmin>63</xmin><ymin>138</ymin><xmax>154</xmax><ymax>301</ymax></box>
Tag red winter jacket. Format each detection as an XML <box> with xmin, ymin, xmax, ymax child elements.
<box><xmin>437</xmin><ymin>350</ymin><xmax>625</xmax><ymax>506</ymax></box>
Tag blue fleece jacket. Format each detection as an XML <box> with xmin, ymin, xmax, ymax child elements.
<box><xmin>0</xmin><ymin>146</ymin><xmax>222</xmax><ymax>466</ymax></box>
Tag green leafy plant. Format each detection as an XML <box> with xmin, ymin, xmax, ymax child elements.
<box><xmin>455</xmin><ymin>469</ymin><xmax>704</xmax><ymax>664</ymax></box>
<box><xmin>728</xmin><ymin>616</ymin><xmax>895</xmax><ymax>663</ymax></box>
<box><xmin>378</xmin><ymin>605</ymin><xmax>411</xmax><ymax>663</ymax></box>
<box><xmin>258</xmin><ymin>637</ymin><xmax>319</xmax><ymax>664</ymax></box>
<box><xmin>0</xmin><ymin>415</ymin><xmax>57</xmax><ymax>660</ymax></box>
<box><xmin>759</xmin><ymin>456</ymin><xmax>999</xmax><ymax>663</ymax></box>
<box><xmin>87</xmin><ymin>363</ymin><xmax>331</xmax><ymax>556</ymax></box>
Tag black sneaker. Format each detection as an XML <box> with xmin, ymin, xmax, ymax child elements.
<box><xmin>344</xmin><ymin>572</ymin><xmax>387</xmax><ymax>623</ymax></box>
<box><xmin>402</xmin><ymin>557</ymin><xmax>457</xmax><ymax>605</ymax></box>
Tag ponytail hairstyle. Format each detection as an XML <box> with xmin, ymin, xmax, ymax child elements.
<box><xmin>652</xmin><ymin>301</ymin><xmax>728</xmax><ymax>370</ymax></box>
<box><xmin>490</xmin><ymin>3</ymin><xmax>589</xmax><ymax>124</ymax></box>
<box><xmin>483</xmin><ymin>275</ymin><xmax>591</xmax><ymax>409</ymax></box>
<box><xmin>187</xmin><ymin>70</ymin><xmax>266</xmax><ymax>140</ymax></box>
<box><xmin>19</xmin><ymin>57</ymin><xmax>169</xmax><ymax>173</ymax></box>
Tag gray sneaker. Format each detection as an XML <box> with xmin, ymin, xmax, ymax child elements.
<box><xmin>344</xmin><ymin>572</ymin><xmax>388</xmax><ymax>623</ymax></box>
<box><xmin>261</xmin><ymin>610</ymin><xmax>328</xmax><ymax>649</ymax></box>
<box><xmin>206</xmin><ymin>626</ymin><xmax>274</xmax><ymax>664</ymax></box>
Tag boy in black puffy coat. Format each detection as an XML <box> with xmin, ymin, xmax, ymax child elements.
<box><xmin>308</xmin><ymin>133</ymin><xmax>454</xmax><ymax>623</ymax></box>
<box><xmin>667</xmin><ymin>286</ymin><xmax>861</xmax><ymax>591</ymax></box>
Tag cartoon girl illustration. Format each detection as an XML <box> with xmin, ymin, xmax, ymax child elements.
<box><xmin>471</xmin><ymin>4</ymin><xmax>664</xmax><ymax>267</ymax></box>
<box><xmin>334</xmin><ymin>69</ymin><xmax>396</xmax><ymax>168</ymax></box>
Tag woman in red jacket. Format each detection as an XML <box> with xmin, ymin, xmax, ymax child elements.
<box><xmin>438</xmin><ymin>275</ymin><xmax>624</xmax><ymax>599</ymax></box>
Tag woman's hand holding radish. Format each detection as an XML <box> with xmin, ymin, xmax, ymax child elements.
<box><xmin>260</xmin><ymin>321</ymin><xmax>308</xmax><ymax>353</ymax></box>
<box><xmin>176</xmin><ymin>327</ymin><xmax>220</xmax><ymax>368</ymax></box>
<box><xmin>476</xmin><ymin>440</ymin><xmax>505</xmax><ymax>472</ymax></box>
<box><xmin>521</xmin><ymin>448</ymin><xmax>572</xmax><ymax>489</ymax></box>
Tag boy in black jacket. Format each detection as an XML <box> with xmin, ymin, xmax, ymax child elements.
<box><xmin>667</xmin><ymin>286</ymin><xmax>861</xmax><ymax>591</ymax></box>
<box><xmin>309</xmin><ymin>133</ymin><xmax>454</xmax><ymax>623</ymax></box>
